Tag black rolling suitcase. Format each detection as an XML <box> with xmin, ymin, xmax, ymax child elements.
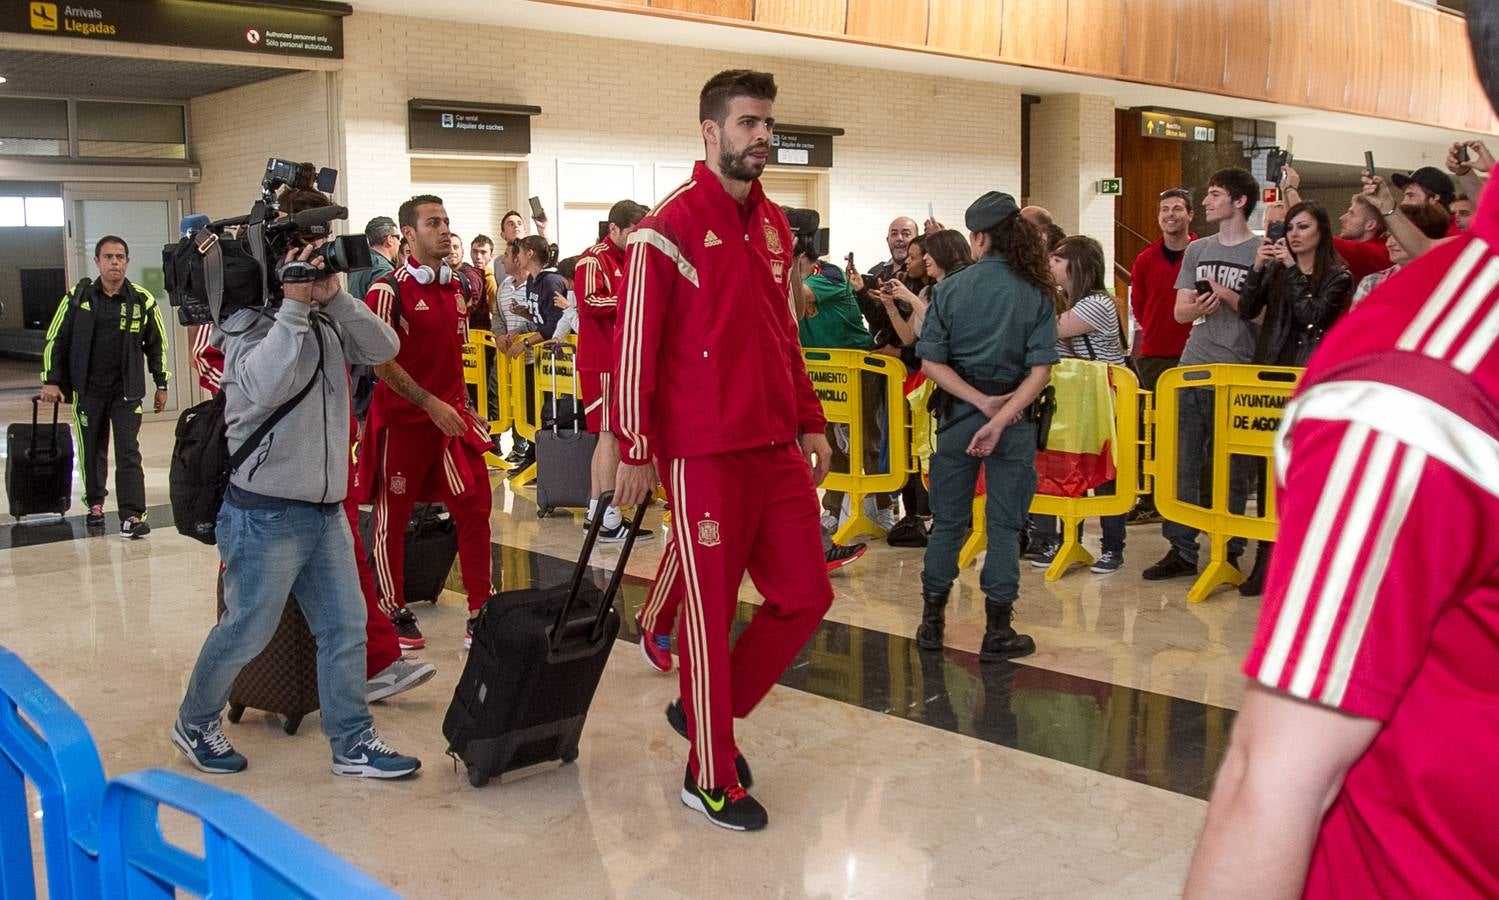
<box><xmin>7</xmin><ymin>399</ymin><xmax>74</xmax><ymax>520</ymax></box>
<box><xmin>216</xmin><ymin>575</ymin><xmax>320</xmax><ymax>735</ymax></box>
<box><xmin>444</xmin><ymin>492</ymin><xmax>648</xmax><ymax>787</ymax></box>
<box><xmin>534</xmin><ymin>344</ymin><xmax>596</xmax><ymax>518</ymax></box>
<box><xmin>357</xmin><ymin>503</ymin><xmax>458</xmax><ymax>603</ymax></box>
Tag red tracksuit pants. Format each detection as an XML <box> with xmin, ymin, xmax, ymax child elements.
<box><xmin>370</xmin><ymin>423</ymin><xmax>494</xmax><ymax>613</ymax></box>
<box><xmin>649</xmin><ymin>444</ymin><xmax>833</xmax><ymax>791</ymax></box>
<box><xmin>346</xmin><ymin>495</ymin><xmax>401</xmax><ymax>678</ymax></box>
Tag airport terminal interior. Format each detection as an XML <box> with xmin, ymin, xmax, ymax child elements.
<box><xmin>1</xmin><ymin>0</ymin><xmax>1493</xmax><ymax>897</ymax></box>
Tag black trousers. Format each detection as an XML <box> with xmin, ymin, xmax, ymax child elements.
<box><xmin>73</xmin><ymin>392</ymin><xmax>145</xmax><ymax>521</ymax></box>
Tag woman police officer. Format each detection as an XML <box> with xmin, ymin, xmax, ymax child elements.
<box><xmin>914</xmin><ymin>191</ymin><xmax>1059</xmax><ymax>662</ymax></box>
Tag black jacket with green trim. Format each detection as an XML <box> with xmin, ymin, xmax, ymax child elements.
<box><xmin>41</xmin><ymin>278</ymin><xmax>171</xmax><ymax>402</ymax></box>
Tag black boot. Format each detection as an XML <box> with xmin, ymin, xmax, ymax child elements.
<box><xmin>1239</xmin><ymin>543</ymin><xmax>1272</xmax><ymax>597</ymax></box>
<box><xmin>979</xmin><ymin>602</ymin><xmax>1035</xmax><ymax>663</ymax></box>
<box><xmin>916</xmin><ymin>590</ymin><xmax>948</xmax><ymax>651</ymax></box>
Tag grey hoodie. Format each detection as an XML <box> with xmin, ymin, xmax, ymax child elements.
<box><xmin>216</xmin><ymin>291</ymin><xmax>398</xmax><ymax>504</ymax></box>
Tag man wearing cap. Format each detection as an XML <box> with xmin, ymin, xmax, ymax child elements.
<box><xmin>915</xmin><ymin>190</ymin><xmax>1058</xmax><ymax>664</ymax></box>
<box><xmin>1392</xmin><ymin>165</ymin><xmax>1458</xmax><ymax>227</ymax></box>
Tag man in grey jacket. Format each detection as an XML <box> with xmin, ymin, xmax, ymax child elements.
<box><xmin>172</xmin><ymin>237</ymin><xmax>421</xmax><ymax>780</ymax></box>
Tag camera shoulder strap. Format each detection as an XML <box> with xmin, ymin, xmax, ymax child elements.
<box><xmin>192</xmin><ymin>227</ymin><xmax>226</xmax><ymax>325</ymax></box>
<box><xmin>226</xmin><ymin>321</ymin><xmax>326</xmax><ymax>473</ymax></box>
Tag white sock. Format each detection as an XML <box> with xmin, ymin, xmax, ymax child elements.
<box><xmin>603</xmin><ymin>505</ymin><xmax>623</xmax><ymax>530</ymax></box>
<box><xmin>587</xmin><ymin>498</ymin><xmax>598</xmax><ymax>521</ymax></box>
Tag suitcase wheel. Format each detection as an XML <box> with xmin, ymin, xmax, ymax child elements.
<box><xmin>560</xmin><ymin>748</ymin><xmax>579</xmax><ymax>765</ymax></box>
<box><xmin>227</xmin><ymin>704</ymin><xmax>245</xmax><ymax>725</ymax></box>
<box><xmin>467</xmin><ymin>764</ymin><xmax>490</xmax><ymax>788</ymax></box>
<box><xmin>283</xmin><ymin>715</ymin><xmax>302</xmax><ymax>736</ymax></box>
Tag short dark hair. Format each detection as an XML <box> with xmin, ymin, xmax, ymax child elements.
<box><xmin>501</xmin><ymin>210</ymin><xmax>523</xmax><ymax>228</ymax></box>
<box><xmin>364</xmin><ymin>216</ymin><xmax>398</xmax><ymax>246</ymax></box>
<box><xmin>556</xmin><ymin>255</ymin><xmax>579</xmax><ymax>281</ymax></box>
<box><xmin>1470</xmin><ymin>3</ymin><xmax>1499</xmax><ymax>113</ymax></box>
<box><xmin>94</xmin><ymin>235</ymin><xmax>128</xmax><ymax>258</ymax></box>
<box><xmin>398</xmin><ymin>194</ymin><xmax>444</xmax><ymax>230</ymax></box>
<box><xmin>471</xmin><ymin>234</ymin><xmax>494</xmax><ymax>250</ymax></box>
<box><xmin>1208</xmin><ymin>167</ymin><xmax>1259</xmax><ymax>218</ymax></box>
<box><xmin>1042</xmin><ymin>223</ymin><xmax>1067</xmax><ymax>253</ymax></box>
<box><xmin>608</xmin><ymin>200</ymin><xmax>649</xmax><ymax>230</ymax></box>
<box><xmin>699</xmin><ymin>69</ymin><xmax>777</xmax><ymax>124</ymax></box>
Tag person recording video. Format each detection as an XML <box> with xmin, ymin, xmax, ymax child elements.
<box><xmin>173</xmin><ymin>185</ymin><xmax>421</xmax><ymax>781</ymax></box>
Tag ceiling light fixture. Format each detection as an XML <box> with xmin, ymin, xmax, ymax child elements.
<box><xmin>0</xmin><ymin>76</ymin><xmax>8</xmax><ymax>84</ymax></box>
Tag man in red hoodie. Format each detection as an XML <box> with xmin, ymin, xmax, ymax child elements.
<box><xmin>612</xmin><ymin>69</ymin><xmax>834</xmax><ymax>833</ymax></box>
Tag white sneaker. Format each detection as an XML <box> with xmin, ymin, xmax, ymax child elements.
<box><xmin>820</xmin><ymin>512</ymin><xmax>838</xmax><ymax>534</ymax></box>
<box><xmin>364</xmin><ymin>655</ymin><xmax>436</xmax><ymax>703</ymax></box>
<box><xmin>873</xmin><ymin>506</ymin><xmax>898</xmax><ymax>534</ymax></box>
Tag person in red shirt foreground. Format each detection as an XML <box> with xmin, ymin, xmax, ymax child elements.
<box><xmin>1185</xmin><ymin>9</ymin><xmax>1499</xmax><ymax>896</ymax></box>
<box><xmin>612</xmin><ymin>69</ymin><xmax>834</xmax><ymax>832</ymax></box>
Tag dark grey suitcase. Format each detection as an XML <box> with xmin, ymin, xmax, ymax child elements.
<box><xmin>6</xmin><ymin>399</ymin><xmax>73</xmax><ymax>520</ymax></box>
<box><xmin>535</xmin><ymin>344</ymin><xmax>596</xmax><ymax>518</ymax></box>
<box><xmin>443</xmin><ymin>494</ymin><xmax>648</xmax><ymax>787</ymax></box>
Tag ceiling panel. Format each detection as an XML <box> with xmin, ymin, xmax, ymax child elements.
<box><xmin>0</xmin><ymin>49</ymin><xmax>297</xmax><ymax>101</ymax></box>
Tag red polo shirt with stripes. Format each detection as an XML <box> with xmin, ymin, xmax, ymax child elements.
<box><xmin>1245</xmin><ymin>177</ymin><xmax>1499</xmax><ymax>898</ymax></box>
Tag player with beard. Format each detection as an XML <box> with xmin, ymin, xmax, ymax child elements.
<box><xmin>613</xmin><ymin>69</ymin><xmax>834</xmax><ymax>832</ymax></box>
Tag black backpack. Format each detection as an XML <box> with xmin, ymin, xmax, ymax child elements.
<box><xmin>170</xmin><ymin>325</ymin><xmax>324</xmax><ymax>544</ymax></box>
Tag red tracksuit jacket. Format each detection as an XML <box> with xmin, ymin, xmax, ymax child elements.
<box><xmin>575</xmin><ymin>238</ymin><xmax>626</xmax><ymax>375</ymax></box>
<box><xmin>613</xmin><ymin>160</ymin><xmax>825</xmax><ymax>465</ymax></box>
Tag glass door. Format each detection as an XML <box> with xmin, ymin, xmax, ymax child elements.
<box><xmin>62</xmin><ymin>183</ymin><xmax>190</xmax><ymax>415</ymax></box>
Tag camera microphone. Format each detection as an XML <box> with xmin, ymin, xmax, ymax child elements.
<box><xmin>180</xmin><ymin>214</ymin><xmax>210</xmax><ymax>237</ymax></box>
<box><xmin>274</xmin><ymin>204</ymin><xmax>348</xmax><ymax>235</ymax></box>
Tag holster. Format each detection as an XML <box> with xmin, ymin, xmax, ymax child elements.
<box><xmin>1026</xmin><ymin>385</ymin><xmax>1057</xmax><ymax>451</ymax></box>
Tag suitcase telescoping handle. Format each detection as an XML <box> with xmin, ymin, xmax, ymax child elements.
<box><xmin>551</xmin><ymin>490</ymin><xmax>652</xmax><ymax>650</ymax></box>
<box><xmin>546</xmin><ymin>342</ymin><xmax>582</xmax><ymax>437</ymax></box>
<box><xmin>30</xmin><ymin>397</ymin><xmax>61</xmax><ymax>458</ymax></box>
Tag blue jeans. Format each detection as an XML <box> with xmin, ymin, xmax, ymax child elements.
<box><xmin>1161</xmin><ymin>387</ymin><xmax>1249</xmax><ymax>564</ymax></box>
<box><xmin>178</xmin><ymin>498</ymin><xmax>372</xmax><ymax>750</ymax></box>
<box><xmin>1033</xmin><ymin>479</ymin><xmax>1126</xmax><ymax>554</ymax></box>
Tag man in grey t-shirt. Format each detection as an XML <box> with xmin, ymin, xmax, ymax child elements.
<box><xmin>1145</xmin><ymin>168</ymin><xmax>1262</xmax><ymax>582</ymax></box>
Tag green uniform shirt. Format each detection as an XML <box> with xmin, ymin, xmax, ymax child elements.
<box><xmin>798</xmin><ymin>270</ymin><xmax>874</xmax><ymax>350</ymax></box>
<box><xmin>347</xmin><ymin>252</ymin><xmax>395</xmax><ymax>304</ymax></box>
<box><xmin>916</xmin><ymin>255</ymin><xmax>1059</xmax><ymax>382</ymax></box>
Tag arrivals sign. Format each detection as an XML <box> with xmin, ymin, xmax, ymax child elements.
<box><xmin>7</xmin><ymin>1</ymin><xmax>346</xmax><ymax>58</ymax></box>
<box><xmin>770</xmin><ymin>124</ymin><xmax>843</xmax><ymax>168</ymax></box>
<box><xmin>408</xmin><ymin>99</ymin><xmax>539</xmax><ymax>155</ymax></box>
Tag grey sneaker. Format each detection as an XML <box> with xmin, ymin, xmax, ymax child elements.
<box><xmin>332</xmin><ymin>727</ymin><xmax>421</xmax><ymax>779</ymax></box>
<box><xmin>172</xmin><ymin>717</ymin><xmax>247</xmax><ymax>774</ymax></box>
<box><xmin>1029</xmin><ymin>542</ymin><xmax>1059</xmax><ymax>568</ymax></box>
<box><xmin>1090</xmin><ymin>551</ymin><xmax>1125</xmax><ymax>574</ymax></box>
<box><xmin>364</xmin><ymin>655</ymin><xmax>436</xmax><ymax>703</ymax></box>
<box><xmin>121</xmin><ymin>517</ymin><xmax>151</xmax><ymax>539</ymax></box>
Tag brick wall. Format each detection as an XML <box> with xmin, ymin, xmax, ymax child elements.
<box><xmin>337</xmin><ymin>12</ymin><xmax>1021</xmax><ymax>267</ymax></box>
<box><xmin>188</xmin><ymin>71</ymin><xmax>334</xmax><ymax>221</ymax></box>
<box><xmin>1028</xmin><ymin>93</ymin><xmax>1118</xmax><ymax>277</ymax></box>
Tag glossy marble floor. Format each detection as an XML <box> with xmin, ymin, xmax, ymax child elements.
<box><xmin>0</xmin><ymin>359</ymin><xmax>1261</xmax><ymax>898</ymax></box>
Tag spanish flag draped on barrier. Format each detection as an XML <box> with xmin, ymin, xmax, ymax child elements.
<box><xmin>1034</xmin><ymin>359</ymin><xmax>1118</xmax><ymax>498</ymax></box>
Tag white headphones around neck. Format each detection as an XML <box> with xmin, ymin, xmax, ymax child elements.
<box><xmin>405</xmin><ymin>258</ymin><xmax>453</xmax><ymax>285</ymax></box>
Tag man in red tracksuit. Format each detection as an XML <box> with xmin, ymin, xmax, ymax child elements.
<box><xmin>613</xmin><ymin>69</ymin><xmax>834</xmax><ymax>832</ymax></box>
<box><xmin>359</xmin><ymin>194</ymin><xmax>495</xmax><ymax>651</ymax></box>
<box><xmin>575</xmin><ymin>198</ymin><xmax>650</xmax><ymax>542</ymax></box>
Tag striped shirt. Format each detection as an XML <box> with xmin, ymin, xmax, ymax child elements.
<box><xmin>1056</xmin><ymin>291</ymin><xmax>1124</xmax><ymax>363</ymax></box>
<box><xmin>1243</xmin><ymin>177</ymin><xmax>1499</xmax><ymax>898</ymax></box>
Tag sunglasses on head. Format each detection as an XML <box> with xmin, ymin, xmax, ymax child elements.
<box><xmin>1160</xmin><ymin>188</ymin><xmax>1192</xmax><ymax>202</ymax></box>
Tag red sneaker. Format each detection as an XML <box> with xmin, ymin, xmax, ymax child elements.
<box><xmin>640</xmin><ymin>630</ymin><xmax>673</xmax><ymax>673</ymax></box>
<box><xmin>825</xmin><ymin>542</ymin><xmax>866</xmax><ymax>573</ymax></box>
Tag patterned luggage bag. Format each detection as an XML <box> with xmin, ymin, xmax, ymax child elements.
<box><xmin>215</xmin><ymin>574</ymin><xmax>320</xmax><ymax>735</ymax></box>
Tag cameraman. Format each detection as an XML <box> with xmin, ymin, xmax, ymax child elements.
<box><xmin>173</xmin><ymin>199</ymin><xmax>421</xmax><ymax>780</ymax></box>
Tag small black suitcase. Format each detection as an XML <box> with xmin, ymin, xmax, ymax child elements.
<box><xmin>357</xmin><ymin>503</ymin><xmax>458</xmax><ymax>604</ymax></box>
<box><xmin>534</xmin><ymin>344</ymin><xmax>596</xmax><ymax>518</ymax></box>
<box><xmin>7</xmin><ymin>398</ymin><xmax>74</xmax><ymax>520</ymax></box>
<box><xmin>216</xmin><ymin>575</ymin><xmax>320</xmax><ymax>736</ymax></box>
<box><xmin>443</xmin><ymin>493</ymin><xmax>648</xmax><ymax>787</ymax></box>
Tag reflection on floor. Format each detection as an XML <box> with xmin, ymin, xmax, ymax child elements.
<box><xmin>0</xmin><ymin>354</ymin><xmax>1260</xmax><ymax>896</ymax></box>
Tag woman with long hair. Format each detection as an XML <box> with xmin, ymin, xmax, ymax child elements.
<box><xmin>1235</xmin><ymin>200</ymin><xmax>1353</xmax><ymax>597</ymax></box>
<box><xmin>1030</xmin><ymin>235</ymin><xmax>1128</xmax><ymax>573</ymax></box>
<box><xmin>914</xmin><ymin>193</ymin><xmax>1058</xmax><ymax>664</ymax></box>
<box><xmin>883</xmin><ymin>230</ymin><xmax>972</xmax><ymax>345</ymax></box>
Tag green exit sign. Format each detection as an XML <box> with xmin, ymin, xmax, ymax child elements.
<box><xmin>1099</xmin><ymin>178</ymin><xmax>1123</xmax><ymax>195</ymax></box>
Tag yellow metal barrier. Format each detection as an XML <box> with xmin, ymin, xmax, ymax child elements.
<box><xmin>1153</xmin><ymin>364</ymin><xmax>1301</xmax><ymax>602</ymax></box>
<box><xmin>462</xmin><ymin>330</ymin><xmax>516</xmax><ymax>469</ymax></box>
<box><xmin>802</xmin><ymin>349</ymin><xmax>910</xmax><ymax>545</ymax></box>
<box><xmin>956</xmin><ymin>363</ymin><xmax>1145</xmax><ymax>579</ymax></box>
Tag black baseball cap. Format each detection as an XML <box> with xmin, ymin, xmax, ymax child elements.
<box><xmin>1391</xmin><ymin>167</ymin><xmax>1456</xmax><ymax>207</ymax></box>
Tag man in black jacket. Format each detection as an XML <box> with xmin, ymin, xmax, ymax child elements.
<box><xmin>40</xmin><ymin>235</ymin><xmax>170</xmax><ymax>536</ymax></box>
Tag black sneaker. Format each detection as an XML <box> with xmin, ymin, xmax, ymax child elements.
<box><xmin>121</xmin><ymin>517</ymin><xmax>150</xmax><ymax>539</ymax></box>
<box><xmin>1142</xmin><ymin>549</ymin><xmax>1196</xmax><ymax>581</ymax></box>
<box><xmin>680</xmin><ymin>767</ymin><xmax>767</xmax><ymax>832</ymax></box>
<box><xmin>825</xmin><ymin>541</ymin><xmax>866</xmax><ymax>572</ymax></box>
<box><xmin>1029</xmin><ymin>542</ymin><xmax>1059</xmax><ymax>568</ymax></box>
<box><xmin>665</xmin><ymin>699</ymin><xmax>753</xmax><ymax>788</ymax></box>
<box><xmin>597</xmin><ymin>522</ymin><xmax>654</xmax><ymax>544</ymax></box>
<box><xmin>391</xmin><ymin>607</ymin><xmax>425</xmax><ymax>650</ymax></box>
<box><xmin>85</xmin><ymin>504</ymin><xmax>105</xmax><ymax>529</ymax></box>
<box><xmin>1090</xmin><ymin>551</ymin><xmax>1124</xmax><ymax>574</ymax></box>
<box><xmin>1125</xmin><ymin>504</ymin><xmax>1161</xmax><ymax>525</ymax></box>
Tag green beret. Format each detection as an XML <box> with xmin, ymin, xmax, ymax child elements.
<box><xmin>964</xmin><ymin>191</ymin><xmax>1020</xmax><ymax>232</ymax></box>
